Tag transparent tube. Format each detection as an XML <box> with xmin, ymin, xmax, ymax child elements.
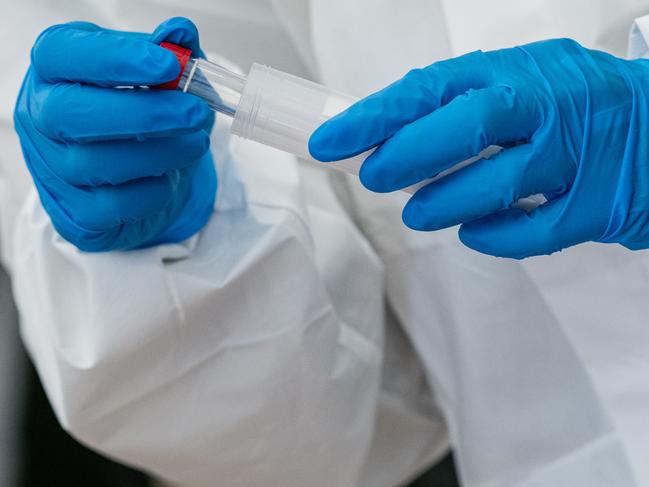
<box><xmin>176</xmin><ymin>57</ymin><xmax>430</xmax><ymax>193</ymax></box>
<box><xmin>231</xmin><ymin>64</ymin><xmax>375</xmax><ymax>177</ymax></box>
<box><xmin>178</xmin><ymin>58</ymin><xmax>246</xmax><ymax>117</ymax></box>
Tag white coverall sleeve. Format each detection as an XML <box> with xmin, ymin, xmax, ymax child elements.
<box><xmin>0</xmin><ymin>5</ymin><xmax>450</xmax><ymax>486</ymax></box>
<box><xmin>6</xmin><ymin>109</ymin><xmax>387</xmax><ymax>487</ymax></box>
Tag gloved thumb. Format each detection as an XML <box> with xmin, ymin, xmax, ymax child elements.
<box><xmin>150</xmin><ymin>17</ymin><xmax>203</xmax><ymax>57</ymax></box>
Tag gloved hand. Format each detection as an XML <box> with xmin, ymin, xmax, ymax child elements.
<box><xmin>14</xmin><ymin>17</ymin><xmax>216</xmax><ymax>252</ymax></box>
<box><xmin>309</xmin><ymin>39</ymin><xmax>649</xmax><ymax>259</ymax></box>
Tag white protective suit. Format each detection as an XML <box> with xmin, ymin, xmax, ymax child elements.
<box><xmin>2</xmin><ymin>1</ymin><xmax>649</xmax><ymax>486</ymax></box>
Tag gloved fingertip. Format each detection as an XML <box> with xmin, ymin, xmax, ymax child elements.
<box><xmin>457</xmin><ymin>222</ymin><xmax>487</xmax><ymax>253</ymax></box>
<box><xmin>401</xmin><ymin>199</ymin><xmax>428</xmax><ymax>230</ymax></box>
<box><xmin>458</xmin><ymin>219</ymin><xmax>528</xmax><ymax>259</ymax></box>
<box><xmin>308</xmin><ymin>121</ymin><xmax>342</xmax><ymax>162</ymax></box>
<box><xmin>359</xmin><ymin>163</ymin><xmax>386</xmax><ymax>193</ymax></box>
<box><xmin>142</xmin><ymin>43</ymin><xmax>181</xmax><ymax>82</ymax></box>
<box><xmin>358</xmin><ymin>152</ymin><xmax>401</xmax><ymax>193</ymax></box>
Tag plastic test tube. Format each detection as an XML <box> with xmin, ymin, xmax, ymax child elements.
<box><xmin>158</xmin><ymin>42</ymin><xmax>428</xmax><ymax>194</ymax></box>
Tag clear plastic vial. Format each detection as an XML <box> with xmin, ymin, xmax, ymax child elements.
<box><xmin>161</xmin><ymin>43</ymin><xmax>382</xmax><ymax>186</ymax></box>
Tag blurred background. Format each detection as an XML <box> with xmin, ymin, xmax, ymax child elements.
<box><xmin>0</xmin><ymin>264</ymin><xmax>459</xmax><ymax>487</ymax></box>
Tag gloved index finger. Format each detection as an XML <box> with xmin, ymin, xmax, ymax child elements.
<box><xmin>31</xmin><ymin>23</ymin><xmax>180</xmax><ymax>87</ymax></box>
<box><xmin>309</xmin><ymin>50</ymin><xmax>492</xmax><ymax>162</ymax></box>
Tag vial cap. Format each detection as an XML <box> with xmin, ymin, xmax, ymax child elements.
<box><xmin>156</xmin><ymin>42</ymin><xmax>192</xmax><ymax>90</ymax></box>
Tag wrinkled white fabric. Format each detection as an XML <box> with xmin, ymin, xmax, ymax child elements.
<box><xmin>2</xmin><ymin>1</ymin><xmax>649</xmax><ymax>487</ymax></box>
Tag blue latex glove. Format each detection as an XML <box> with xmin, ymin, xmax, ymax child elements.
<box><xmin>309</xmin><ymin>39</ymin><xmax>649</xmax><ymax>259</ymax></box>
<box><xmin>14</xmin><ymin>17</ymin><xmax>217</xmax><ymax>252</ymax></box>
